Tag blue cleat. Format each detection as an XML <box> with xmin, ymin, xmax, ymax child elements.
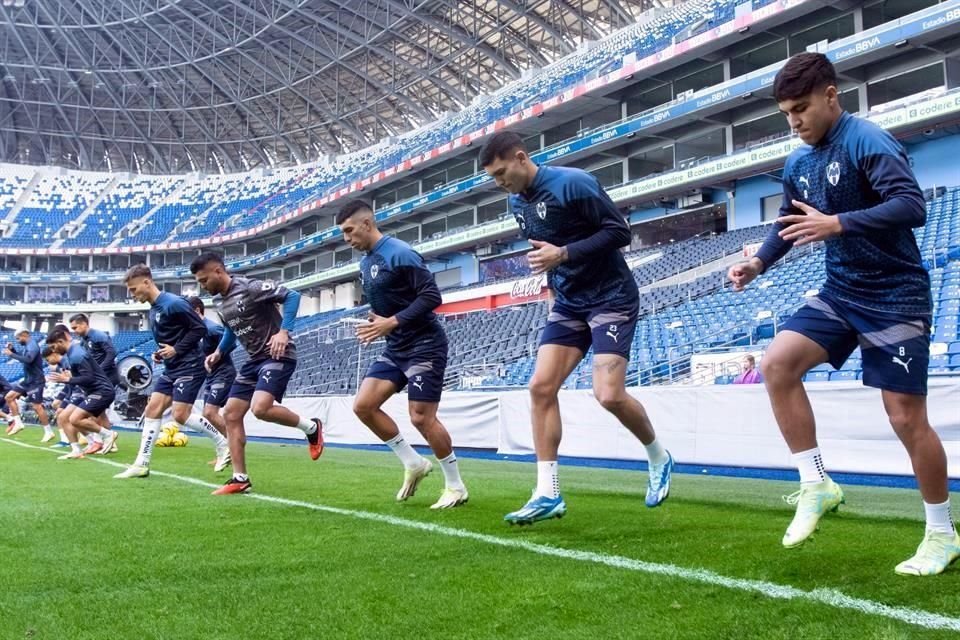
<box><xmin>645</xmin><ymin>451</ymin><xmax>674</xmax><ymax>508</ymax></box>
<box><xmin>504</xmin><ymin>494</ymin><xmax>567</xmax><ymax>525</ymax></box>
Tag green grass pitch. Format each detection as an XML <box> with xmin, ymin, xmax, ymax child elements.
<box><xmin>1</xmin><ymin>427</ymin><xmax>958</xmax><ymax>639</ymax></box>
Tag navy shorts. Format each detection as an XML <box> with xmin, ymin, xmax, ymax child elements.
<box><xmin>203</xmin><ymin>365</ymin><xmax>236</xmax><ymax>408</ymax></box>
<box><xmin>784</xmin><ymin>293</ymin><xmax>930</xmax><ymax>395</ymax></box>
<box><xmin>366</xmin><ymin>343</ymin><xmax>448</xmax><ymax>403</ymax></box>
<box><xmin>11</xmin><ymin>381</ymin><xmax>44</xmax><ymax>405</ymax></box>
<box><xmin>154</xmin><ymin>367</ymin><xmax>206</xmax><ymax>405</ymax></box>
<box><xmin>229</xmin><ymin>357</ymin><xmax>297</xmax><ymax>403</ymax></box>
<box><xmin>65</xmin><ymin>386</ymin><xmax>86</xmax><ymax>408</ymax></box>
<box><xmin>77</xmin><ymin>388</ymin><xmax>115</xmax><ymax>418</ymax></box>
<box><xmin>539</xmin><ymin>301</ymin><xmax>638</xmax><ymax>360</ymax></box>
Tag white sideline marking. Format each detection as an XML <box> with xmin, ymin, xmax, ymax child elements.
<box><xmin>4</xmin><ymin>437</ymin><xmax>960</xmax><ymax>632</ymax></box>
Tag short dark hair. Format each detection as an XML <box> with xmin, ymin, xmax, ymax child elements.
<box><xmin>336</xmin><ymin>200</ymin><xmax>373</xmax><ymax>225</ymax></box>
<box><xmin>41</xmin><ymin>345</ymin><xmax>55</xmax><ymax>359</ymax></box>
<box><xmin>189</xmin><ymin>252</ymin><xmax>225</xmax><ymax>274</ymax></box>
<box><xmin>53</xmin><ymin>323</ymin><xmax>69</xmax><ymax>333</ymax></box>
<box><xmin>773</xmin><ymin>52</ymin><xmax>837</xmax><ymax>102</ymax></box>
<box><xmin>124</xmin><ymin>263</ymin><xmax>152</xmax><ymax>283</ymax></box>
<box><xmin>46</xmin><ymin>327</ymin><xmax>70</xmax><ymax>344</ymax></box>
<box><xmin>479</xmin><ymin>131</ymin><xmax>526</xmax><ymax>167</ymax></box>
<box><xmin>187</xmin><ymin>295</ymin><xmax>204</xmax><ymax>313</ymax></box>
<box><xmin>68</xmin><ymin>313</ymin><xmax>89</xmax><ymax>325</ymax></box>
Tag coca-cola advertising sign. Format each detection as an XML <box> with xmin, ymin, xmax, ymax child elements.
<box><xmin>510</xmin><ymin>275</ymin><xmax>547</xmax><ymax>299</ymax></box>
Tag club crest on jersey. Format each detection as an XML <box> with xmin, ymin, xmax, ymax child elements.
<box><xmin>236</xmin><ymin>300</ymin><xmax>245</xmax><ymax>314</ymax></box>
<box><xmin>370</xmin><ymin>264</ymin><xmax>379</xmax><ymax>280</ymax></box>
<box><xmin>536</xmin><ymin>201</ymin><xmax>547</xmax><ymax>220</ymax></box>
<box><xmin>826</xmin><ymin>161</ymin><xmax>841</xmax><ymax>187</ymax></box>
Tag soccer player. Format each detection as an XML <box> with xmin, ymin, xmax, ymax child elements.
<box><xmin>727</xmin><ymin>52</ymin><xmax>957</xmax><ymax>575</ymax></box>
<box><xmin>69</xmin><ymin>313</ymin><xmax>120</xmax><ymax>452</ymax></box>
<box><xmin>189</xmin><ymin>253</ymin><xmax>324</xmax><ymax>495</ymax></box>
<box><xmin>0</xmin><ymin>372</ymin><xmax>13</xmax><ymax>424</ymax></box>
<box><xmin>188</xmin><ymin>296</ymin><xmax>235</xmax><ymax>444</ymax></box>
<box><xmin>42</xmin><ymin>328</ymin><xmax>119</xmax><ymax>460</ymax></box>
<box><xmin>114</xmin><ymin>265</ymin><xmax>231</xmax><ymax>479</ymax></box>
<box><xmin>480</xmin><ymin>131</ymin><xmax>674</xmax><ymax>525</ymax></box>
<box><xmin>336</xmin><ymin>201</ymin><xmax>468</xmax><ymax>509</ymax></box>
<box><xmin>4</xmin><ymin>329</ymin><xmax>54</xmax><ymax>442</ymax></box>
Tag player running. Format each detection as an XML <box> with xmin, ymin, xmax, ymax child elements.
<box><xmin>4</xmin><ymin>329</ymin><xmax>54</xmax><ymax>442</ymax></box>
<box><xmin>336</xmin><ymin>200</ymin><xmax>468</xmax><ymax>509</ymax></box>
<box><xmin>189</xmin><ymin>253</ymin><xmax>324</xmax><ymax>495</ymax></box>
<box><xmin>114</xmin><ymin>265</ymin><xmax>231</xmax><ymax>479</ymax></box>
<box><xmin>480</xmin><ymin>131</ymin><xmax>674</xmax><ymax>525</ymax></box>
<box><xmin>728</xmin><ymin>52</ymin><xmax>957</xmax><ymax>575</ymax></box>
<box><xmin>42</xmin><ymin>327</ymin><xmax>119</xmax><ymax>460</ymax></box>
<box><xmin>69</xmin><ymin>313</ymin><xmax>120</xmax><ymax>453</ymax></box>
<box><xmin>188</xmin><ymin>296</ymin><xmax>236</xmax><ymax>439</ymax></box>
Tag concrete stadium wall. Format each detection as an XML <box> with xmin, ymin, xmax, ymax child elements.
<box><xmin>241</xmin><ymin>379</ymin><xmax>960</xmax><ymax>478</ymax></box>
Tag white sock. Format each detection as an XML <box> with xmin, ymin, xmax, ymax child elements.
<box><xmin>70</xmin><ymin>442</ymin><xmax>81</xmax><ymax>454</ymax></box>
<box><xmin>644</xmin><ymin>438</ymin><xmax>668</xmax><ymax>465</ymax></box>
<box><xmin>99</xmin><ymin>428</ymin><xmax>114</xmax><ymax>438</ymax></box>
<box><xmin>385</xmin><ymin>434</ymin><xmax>423</xmax><ymax>469</ymax></box>
<box><xmin>924</xmin><ymin>499</ymin><xmax>956</xmax><ymax>535</ymax></box>
<box><xmin>134</xmin><ymin>418</ymin><xmax>162</xmax><ymax>467</ymax></box>
<box><xmin>87</xmin><ymin>432</ymin><xmax>101</xmax><ymax>444</ymax></box>
<box><xmin>183</xmin><ymin>414</ymin><xmax>228</xmax><ymax>450</ymax></box>
<box><xmin>43</xmin><ymin>424</ymin><xmax>54</xmax><ymax>436</ymax></box>
<box><xmin>439</xmin><ymin>453</ymin><xmax>465</xmax><ymax>490</ymax></box>
<box><xmin>793</xmin><ymin>447</ymin><xmax>826</xmax><ymax>484</ymax></box>
<box><xmin>234</xmin><ymin>473</ymin><xmax>249</xmax><ymax>482</ymax></box>
<box><xmin>535</xmin><ymin>461</ymin><xmax>560</xmax><ymax>499</ymax></box>
<box><xmin>296</xmin><ymin>416</ymin><xmax>317</xmax><ymax>435</ymax></box>
<box><xmin>58</xmin><ymin>428</ymin><xmax>68</xmax><ymax>442</ymax></box>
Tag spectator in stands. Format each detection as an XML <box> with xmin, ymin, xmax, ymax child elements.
<box><xmin>733</xmin><ymin>355</ymin><xmax>762</xmax><ymax>384</ymax></box>
<box><xmin>727</xmin><ymin>52</ymin><xmax>956</xmax><ymax>575</ymax></box>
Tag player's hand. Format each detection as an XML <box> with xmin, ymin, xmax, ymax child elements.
<box><xmin>2</xmin><ymin>347</ymin><xmax>12</xmax><ymax>357</ymax></box>
<box><xmin>727</xmin><ymin>258</ymin><xmax>763</xmax><ymax>292</ymax></box>
<box><xmin>47</xmin><ymin>371</ymin><xmax>70</xmax><ymax>383</ymax></box>
<box><xmin>267</xmin><ymin>329</ymin><xmax>290</xmax><ymax>360</ymax></box>
<box><xmin>356</xmin><ymin>312</ymin><xmax>399</xmax><ymax>346</ymax></box>
<box><xmin>527</xmin><ymin>240</ymin><xmax>568</xmax><ymax>275</ymax></box>
<box><xmin>52</xmin><ymin>399</ymin><xmax>61</xmax><ymax>411</ymax></box>
<box><xmin>156</xmin><ymin>343</ymin><xmax>177</xmax><ymax>360</ymax></box>
<box><xmin>205</xmin><ymin>351</ymin><xmax>221</xmax><ymax>373</ymax></box>
<box><xmin>778</xmin><ymin>201</ymin><xmax>843</xmax><ymax>246</ymax></box>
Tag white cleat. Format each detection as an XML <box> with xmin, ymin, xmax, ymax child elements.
<box><xmin>8</xmin><ymin>421</ymin><xmax>24</xmax><ymax>436</ymax></box>
<box><xmin>213</xmin><ymin>449</ymin><xmax>232</xmax><ymax>473</ymax></box>
<box><xmin>99</xmin><ymin>431</ymin><xmax>119</xmax><ymax>456</ymax></box>
<box><xmin>430</xmin><ymin>487</ymin><xmax>469</xmax><ymax>510</ymax></box>
<box><xmin>113</xmin><ymin>465</ymin><xmax>150</xmax><ymax>479</ymax></box>
<box><xmin>57</xmin><ymin>451</ymin><xmax>85</xmax><ymax>460</ymax></box>
<box><xmin>40</xmin><ymin>431</ymin><xmax>56</xmax><ymax>444</ymax></box>
<box><xmin>396</xmin><ymin>458</ymin><xmax>433</xmax><ymax>501</ymax></box>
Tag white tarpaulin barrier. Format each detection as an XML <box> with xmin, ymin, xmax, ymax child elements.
<box><xmin>244</xmin><ymin>379</ymin><xmax>960</xmax><ymax>478</ymax></box>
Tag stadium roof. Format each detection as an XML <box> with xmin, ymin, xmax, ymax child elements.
<box><xmin>0</xmin><ymin>0</ymin><xmax>668</xmax><ymax>173</ymax></box>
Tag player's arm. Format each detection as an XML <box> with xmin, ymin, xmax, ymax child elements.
<box><xmin>64</xmin><ymin>357</ymin><xmax>97</xmax><ymax>389</ymax></box>
<box><xmin>7</xmin><ymin>343</ymin><xmax>33</xmax><ymax>363</ymax></box>
<box><xmin>836</xmin><ymin>138</ymin><xmax>925</xmax><ymax>234</ymax></box>
<box><xmin>207</xmin><ymin>324</ymin><xmax>237</xmax><ymax>371</ymax></box>
<box><xmin>394</xmin><ymin>259</ymin><xmax>442</xmax><ymax>327</ymax></box>
<box><xmin>210</xmin><ymin>323</ymin><xmax>236</xmax><ymax>357</ymax></box>
<box><xmin>166</xmin><ymin>300</ymin><xmax>206</xmax><ymax>358</ymax></box>
<box><xmin>753</xmin><ymin>171</ymin><xmax>804</xmax><ymax>272</ymax></box>
<box><xmin>562</xmin><ymin>179</ymin><xmax>632</xmax><ymax>262</ymax></box>
<box><xmin>97</xmin><ymin>333</ymin><xmax>117</xmax><ymax>367</ymax></box>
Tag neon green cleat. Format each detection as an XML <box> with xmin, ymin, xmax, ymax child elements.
<box><xmin>113</xmin><ymin>465</ymin><xmax>150</xmax><ymax>479</ymax></box>
<box><xmin>895</xmin><ymin>529</ymin><xmax>960</xmax><ymax>576</ymax></box>
<box><xmin>781</xmin><ymin>476</ymin><xmax>845</xmax><ymax>548</ymax></box>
